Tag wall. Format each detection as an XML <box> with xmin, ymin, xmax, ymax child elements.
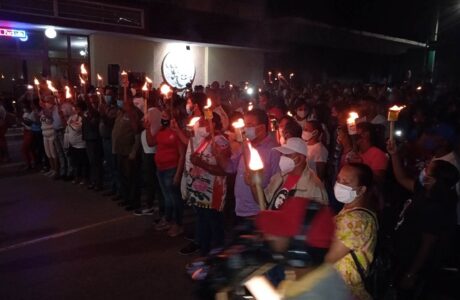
<box><xmin>89</xmin><ymin>34</ymin><xmax>155</xmax><ymax>86</ymax></box>
<box><xmin>207</xmin><ymin>47</ymin><xmax>264</xmax><ymax>86</ymax></box>
<box><xmin>90</xmin><ymin>33</ymin><xmax>264</xmax><ymax>88</ymax></box>
<box><xmin>152</xmin><ymin>42</ymin><xmax>205</xmax><ymax>87</ymax></box>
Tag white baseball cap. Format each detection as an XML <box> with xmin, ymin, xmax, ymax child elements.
<box><xmin>274</xmin><ymin>137</ymin><xmax>307</xmax><ymax>157</ymax></box>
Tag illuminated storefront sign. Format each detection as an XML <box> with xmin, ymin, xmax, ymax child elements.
<box><xmin>0</xmin><ymin>28</ymin><xmax>28</xmax><ymax>41</ymax></box>
<box><xmin>161</xmin><ymin>50</ymin><xmax>195</xmax><ymax>89</ymax></box>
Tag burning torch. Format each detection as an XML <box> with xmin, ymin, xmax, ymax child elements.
<box><xmin>186</xmin><ymin>116</ymin><xmax>201</xmax><ymax>153</ymax></box>
<box><xmin>387</xmin><ymin>105</ymin><xmax>405</xmax><ymax>143</ymax></box>
<box><xmin>248</xmin><ymin>143</ymin><xmax>266</xmax><ymax>210</ymax></box>
<box><xmin>204</xmin><ymin>98</ymin><xmax>215</xmax><ymax>144</ymax></box>
<box><xmin>347</xmin><ymin>112</ymin><xmax>359</xmax><ymax>152</ymax></box>
<box><xmin>34</xmin><ymin>77</ymin><xmax>42</xmax><ymax>102</ymax></box>
<box><xmin>120</xmin><ymin>70</ymin><xmax>129</xmax><ymax>103</ymax></box>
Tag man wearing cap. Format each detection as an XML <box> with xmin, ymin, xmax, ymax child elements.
<box><xmin>265</xmin><ymin>137</ymin><xmax>329</xmax><ymax>210</ymax></box>
<box><xmin>256</xmin><ymin>137</ymin><xmax>332</xmax><ymax>254</ymax></box>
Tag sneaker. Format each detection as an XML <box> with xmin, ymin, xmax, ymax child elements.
<box><xmin>141</xmin><ymin>207</ymin><xmax>155</xmax><ymax>215</ymax></box>
<box><xmin>179</xmin><ymin>242</ymin><xmax>200</xmax><ymax>255</ymax></box>
<box><xmin>133</xmin><ymin>209</ymin><xmax>144</xmax><ymax>216</ymax></box>
<box><xmin>168</xmin><ymin>224</ymin><xmax>184</xmax><ymax>237</ymax></box>
<box><xmin>155</xmin><ymin>218</ymin><xmax>171</xmax><ymax>231</ymax></box>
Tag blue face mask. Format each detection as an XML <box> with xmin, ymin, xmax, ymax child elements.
<box><xmin>116</xmin><ymin>100</ymin><xmax>123</xmax><ymax>109</ymax></box>
<box><xmin>105</xmin><ymin>95</ymin><xmax>112</xmax><ymax>104</ymax></box>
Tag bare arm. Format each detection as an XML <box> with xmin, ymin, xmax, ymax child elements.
<box><xmin>324</xmin><ymin>236</ymin><xmax>350</xmax><ymax>264</ymax></box>
<box><xmin>387</xmin><ymin>140</ymin><xmax>415</xmax><ymax>192</ymax></box>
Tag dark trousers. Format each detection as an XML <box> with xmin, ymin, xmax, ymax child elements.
<box><xmin>195</xmin><ymin>206</ymin><xmax>225</xmax><ymax>256</ymax></box>
<box><xmin>86</xmin><ymin>139</ymin><xmax>104</xmax><ymax>188</ymax></box>
<box><xmin>22</xmin><ymin>129</ymin><xmax>35</xmax><ymax>167</ymax></box>
<box><xmin>141</xmin><ymin>152</ymin><xmax>164</xmax><ymax>211</ymax></box>
<box><xmin>157</xmin><ymin>168</ymin><xmax>183</xmax><ymax>225</ymax></box>
<box><xmin>102</xmin><ymin>138</ymin><xmax>118</xmax><ymax>193</ymax></box>
<box><xmin>69</xmin><ymin>146</ymin><xmax>88</xmax><ymax>180</ymax></box>
<box><xmin>118</xmin><ymin>154</ymin><xmax>141</xmax><ymax>208</ymax></box>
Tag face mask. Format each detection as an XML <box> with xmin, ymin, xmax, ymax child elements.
<box><xmin>105</xmin><ymin>95</ymin><xmax>112</xmax><ymax>104</ymax></box>
<box><xmin>297</xmin><ymin>110</ymin><xmax>306</xmax><ymax>119</ymax></box>
<box><xmin>245</xmin><ymin>126</ymin><xmax>257</xmax><ymax>141</ymax></box>
<box><xmin>130</xmin><ymin>88</ymin><xmax>137</xmax><ymax>96</ymax></box>
<box><xmin>302</xmin><ymin>130</ymin><xmax>318</xmax><ymax>141</ymax></box>
<box><xmin>161</xmin><ymin>119</ymin><xmax>170</xmax><ymax>127</ymax></box>
<box><xmin>116</xmin><ymin>100</ymin><xmax>123</xmax><ymax>109</ymax></box>
<box><xmin>195</xmin><ymin>127</ymin><xmax>209</xmax><ymax>138</ymax></box>
<box><xmin>334</xmin><ymin>182</ymin><xmax>358</xmax><ymax>204</ymax></box>
<box><xmin>186</xmin><ymin>104</ymin><xmax>193</xmax><ymax>115</ymax></box>
<box><xmin>133</xmin><ymin>97</ymin><xmax>144</xmax><ymax>112</ymax></box>
<box><xmin>279</xmin><ymin>156</ymin><xmax>296</xmax><ymax>175</ymax></box>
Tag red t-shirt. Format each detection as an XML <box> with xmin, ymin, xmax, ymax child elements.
<box><xmin>360</xmin><ymin>146</ymin><xmax>389</xmax><ymax>174</ymax></box>
<box><xmin>154</xmin><ymin>128</ymin><xmax>181</xmax><ymax>171</ymax></box>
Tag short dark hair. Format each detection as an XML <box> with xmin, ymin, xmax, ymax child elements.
<box><xmin>190</xmin><ymin>92</ymin><xmax>207</xmax><ymax>113</ymax></box>
<box><xmin>347</xmin><ymin>163</ymin><xmax>374</xmax><ymax>188</ymax></box>
<box><xmin>431</xmin><ymin>160</ymin><xmax>459</xmax><ymax>189</ymax></box>
<box><xmin>246</xmin><ymin>108</ymin><xmax>269</xmax><ymax>131</ymax></box>
<box><xmin>282</xmin><ymin>117</ymin><xmax>302</xmax><ymax>138</ymax></box>
<box><xmin>306</xmin><ymin>120</ymin><xmax>323</xmax><ymax>135</ymax></box>
<box><xmin>212</xmin><ymin>112</ymin><xmax>223</xmax><ymax>131</ymax></box>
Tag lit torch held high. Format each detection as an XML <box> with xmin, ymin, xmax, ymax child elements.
<box><xmin>34</xmin><ymin>77</ymin><xmax>42</xmax><ymax>102</ymax></box>
<box><xmin>248</xmin><ymin>143</ymin><xmax>266</xmax><ymax>210</ymax></box>
<box><xmin>142</xmin><ymin>81</ymin><xmax>149</xmax><ymax>115</ymax></box>
<box><xmin>347</xmin><ymin>112</ymin><xmax>359</xmax><ymax>152</ymax></box>
<box><xmin>186</xmin><ymin>116</ymin><xmax>201</xmax><ymax>153</ymax></box>
<box><xmin>120</xmin><ymin>70</ymin><xmax>129</xmax><ymax>103</ymax></box>
<box><xmin>387</xmin><ymin>105</ymin><xmax>405</xmax><ymax>142</ymax></box>
<box><xmin>203</xmin><ymin>98</ymin><xmax>215</xmax><ymax>143</ymax></box>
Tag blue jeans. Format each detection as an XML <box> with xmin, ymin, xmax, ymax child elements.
<box><xmin>157</xmin><ymin>168</ymin><xmax>183</xmax><ymax>225</ymax></box>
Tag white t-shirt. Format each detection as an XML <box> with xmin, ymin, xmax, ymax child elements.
<box><xmin>66</xmin><ymin>114</ymin><xmax>85</xmax><ymax>149</ymax></box>
<box><xmin>433</xmin><ymin>151</ymin><xmax>460</xmax><ymax>225</ymax></box>
<box><xmin>306</xmin><ymin>142</ymin><xmax>328</xmax><ymax>175</ymax></box>
<box><xmin>141</xmin><ymin>130</ymin><xmax>156</xmax><ymax>154</ymax></box>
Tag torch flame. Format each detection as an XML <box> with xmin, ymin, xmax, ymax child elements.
<box><xmin>248</xmin><ymin>143</ymin><xmax>264</xmax><ymax>171</ymax></box>
<box><xmin>232</xmin><ymin>118</ymin><xmax>245</xmax><ymax>129</ymax></box>
<box><xmin>80</xmin><ymin>64</ymin><xmax>87</xmax><ymax>75</ymax></box>
<box><xmin>145</xmin><ymin>76</ymin><xmax>152</xmax><ymax>84</ymax></box>
<box><xmin>277</xmin><ymin>72</ymin><xmax>282</xmax><ymax>77</ymax></box>
<box><xmin>416</xmin><ymin>86</ymin><xmax>422</xmax><ymax>91</ymax></box>
<box><xmin>65</xmin><ymin>86</ymin><xmax>72</xmax><ymax>99</ymax></box>
<box><xmin>121</xmin><ymin>70</ymin><xmax>127</xmax><ymax>76</ymax></box>
<box><xmin>97</xmin><ymin>74</ymin><xmax>102</xmax><ymax>81</ymax></box>
<box><xmin>46</xmin><ymin>80</ymin><xmax>57</xmax><ymax>93</ymax></box>
<box><xmin>389</xmin><ymin>105</ymin><xmax>406</xmax><ymax>112</ymax></box>
<box><xmin>204</xmin><ymin>98</ymin><xmax>212</xmax><ymax>109</ymax></box>
<box><xmin>268</xmin><ymin>71</ymin><xmax>272</xmax><ymax>75</ymax></box>
<box><xmin>248</xmin><ymin>102</ymin><xmax>254</xmax><ymax>111</ymax></box>
<box><xmin>187</xmin><ymin>116</ymin><xmax>201</xmax><ymax>127</ymax></box>
<box><xmin>79</xmin><ymin>76</ymin><xmax>85</xmax><ymax>85</ymax></box>
<box><xmin>142</xmin><ymin>82</ymin><xmax>148</xmax><ymax>91</ymax></box>
<box><xmin>347</xmin><ymin>112</ymin><xmax>359</xmax><ymax>124</ymax></box>
<box><xmin>34</xmin><ymin>78</ymin><xmax>39</xmax><ymax>86</ymax></box>
<box><xmin>287</xmin><ymin>111</ymin><xmax>293</xmax><ymax>117</ymax></box>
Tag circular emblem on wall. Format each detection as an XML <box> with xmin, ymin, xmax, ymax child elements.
<box><xmin>161</xmin><ymin>51</ymin><xmax>195</xmax><ymax>90</ymax></box>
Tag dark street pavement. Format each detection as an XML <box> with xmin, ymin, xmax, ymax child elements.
<box><xmin>0</xmin><ymin>168</ymin><xmax>197</xmax><ymax>300</ymax></box>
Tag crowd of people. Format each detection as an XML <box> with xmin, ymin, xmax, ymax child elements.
<box><xmin>4</xmin><ymin>76</ymin><xmax>460</xmax><ymax>299</ymax></box>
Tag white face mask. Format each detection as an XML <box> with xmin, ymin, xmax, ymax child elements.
<box><xmin>195</xmin><ymin>127</ymin><xmax>209</xmax><ymax>138</ymax></box>
<box><xmin>133</xmin><ymin>97</ymin><xmax>144</xmax><ymax>112</ymax></box>
<box><xmin>130</xmin><ymin>88</ymin><xmax>137</xmax><ymax>96</ymax></box>
<box><xmin>334</xmin><ymin>182</ymin><xmax>358</xmax><ymax>204</ymax></box>
<box><xmin>186</xmin><ymin>104</ymin><xmax>193</xmax><ymax>115</ymax></box>
<box><xmin>297</xmin><ymin>110</ymin><xmax>306</xmax><ymax>119</ymax></box>
<box><xmin>302</xmin><ymin>130</ymin><xmax>318</xmax><ymax>141</ymax></box>
<box><xmin>279</xmin><ymin>156</ymin><xmax>296</xmax><ymax>175</ymax></box>
<box><xmin>245</xmin><ymin>126</ymin><xmax>257</xmax><ymax>141</ymax></box>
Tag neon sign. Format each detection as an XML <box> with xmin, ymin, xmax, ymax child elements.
<box><xmin>0</xmin><ymin>28</ymin><xmax>28</xmax><ymax>41</ymax></box>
